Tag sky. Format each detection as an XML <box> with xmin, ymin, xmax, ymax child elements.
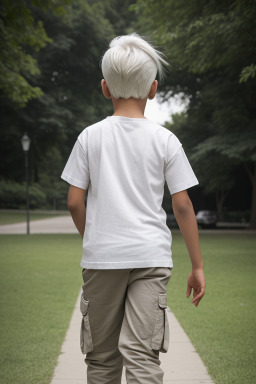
<box><xmin>144</xmin><ymin>95</ymin><xmax>187</xmax><ymax>125</ymax></box>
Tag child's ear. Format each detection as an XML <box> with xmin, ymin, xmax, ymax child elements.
<box><xmin>101</xmin><ymin>79</ymin><xmax>112</xmax><ymax>99</ymax></box>
<box><xmin>148</xmin><ymin>80</ymin><xmax>158</xmax><ymax>100</ymax></box>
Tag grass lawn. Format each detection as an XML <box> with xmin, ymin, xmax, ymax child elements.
<box><xmin>0</xmin><ymin>234</ymin><xmax>82</xmax><ymax>384</ymax></box>
<box><xmin>0</xmin><ymin>211</ymin><xmax>69</xmax><ymax>225</ymax></box>
<box><xmin>168</xmin><ymin>232</ymin><xmax>256</xmax><ymax>384</ymax></box>
<box><xmin>0</xmin><ymin>233</ymin><xmax>255</xmax><ymax>384</ymax></box>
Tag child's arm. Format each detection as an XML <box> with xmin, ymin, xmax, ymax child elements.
<box><xmin>172</xmin><ymin>190</ymin><xmax>206</xmax><ymax>307</ymax></box>
<box><xmin>67</xmin><ymin>185</ymin><xmax>87</xmax><ymax>238</ymax></box>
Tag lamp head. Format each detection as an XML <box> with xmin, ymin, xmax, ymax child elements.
<box><xmin>21</xmin><ymin>133</ymin><xmax>31</xmax><ymax>152</ymax></box>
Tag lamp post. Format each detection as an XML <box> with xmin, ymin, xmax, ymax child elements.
<box><xmin>21</xmin><ymin>133</ymin><xmax>31</xmax><ymax>235</ymax></box>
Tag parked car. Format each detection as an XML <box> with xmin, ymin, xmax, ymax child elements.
<box><xmin>196</xmin><ymin>210</ymin><xmax>217</xmax><ymax>228</ymax></box>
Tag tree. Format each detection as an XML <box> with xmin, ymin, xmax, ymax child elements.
<box><xmin>166</xmin><ymin>113</ymin><xmax>235</xmax><ymax>220</ymax></box>
<box><xmin>0</xmin><ymin>0</ymin><xmax>137</xmax><ymax>209</ymax></box>
<box><xmin>0</xmin><ymin>0</ymin><xmax>70</xmax><ymax>106</ymax></box>
<box><xmin>134</xmin><ymin>0</ymin><xmax>256</xmax><ymax>228</ymax></box>
<box><xmin>0</xmin><ymin>0</ymin><xmax>115</xmax><ymax>183</ymax></box>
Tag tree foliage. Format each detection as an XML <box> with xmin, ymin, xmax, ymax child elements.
<box><xmin>0</xmin><ymin>0</ymin><xmax>71</xmax><ymax>106</ymax></box>
<box><xmin>134</xmin><ymin>0</ymin><xmax>256</xmax><ymax>227</ymax></box>
<box><xmin>0</xmin><ymin>179</ymin><xmax>46</xmax><ymax>209</ymax></box>
<box><xmin>0</xmin><ymin>0</ymin><xmax>136</xmax><ymax>209</ymax></box>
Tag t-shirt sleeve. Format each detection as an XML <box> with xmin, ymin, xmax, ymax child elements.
<box><xmin>164</xmin><ymin>134</ymin><xmax>199</xmax><ymax>195</ymax></box>
<box><xmin>61</xmin><ymin>139</ymin><xmax>90</xmax><ymax>190</ymax></box>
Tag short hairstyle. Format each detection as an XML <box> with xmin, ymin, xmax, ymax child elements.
<box><xmin>101</xmin><ymin>33</ymin><xmax>168</xmax><ymax>100</ymax></box>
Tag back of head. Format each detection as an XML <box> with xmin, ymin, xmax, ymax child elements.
<box><xmin>101</xmin><ymin>33</ymin><xmax>168</xmax><ymax>100</ymax></box>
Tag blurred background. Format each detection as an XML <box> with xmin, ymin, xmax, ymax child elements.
<box><xmin>0</xmin><ymin>0</ymin><xmax>255</xmax><ymax>228</ymax></box>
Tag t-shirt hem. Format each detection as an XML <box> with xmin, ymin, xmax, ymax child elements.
<box><xmin>170</xmin><ymin>178</ymin><xmax>199</xmax><ymax>195</ymax></box>
<box><xmin>80</xmin><ymin>259</ymin><xmax>173</xmax><ymax>270</ymax></box>
<box><xmin>61</xmin><ymin>172</ymin><xmax>89</xmax><ymax>190</ymax></box>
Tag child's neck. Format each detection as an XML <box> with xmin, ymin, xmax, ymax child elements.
<box><xmin>112</xmin><ymin>97</ymin><xmax>147</xmax><ymax>119</ymax></box>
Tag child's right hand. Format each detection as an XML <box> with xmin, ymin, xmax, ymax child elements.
<box><xmin>186</xmin><ymin>269</ymin><xmax>205</xmax><ymax>307</ymax></box>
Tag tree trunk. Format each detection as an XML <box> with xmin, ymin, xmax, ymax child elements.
<box><xmin>216</xmin><ymin>190</ymin><xmax>228</xmax><ymax>221</ymax></box>
<box><xmin>249</xmin><ymin>162</ymin><xmax>256</xmax><ymax>229</ymax></box>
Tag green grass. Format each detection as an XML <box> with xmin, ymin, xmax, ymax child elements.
<box><xmin>0</xmin><ymin>233</ymin><xmax>255</xmax><ymax>384</ymax></box>
<box><xmin>168</xmin><ymin>232</ymin><xmax>256</xmax><ymax>384</ymax></box>
<box><xmin>0</xmin><ymin>211</ymin><xmax>69</xmax><ymax>225</ymax></box>
<box><xmin>0</xmin><ymin>234</ymin><xmax>82</xmax><ymax>384</ymax></box>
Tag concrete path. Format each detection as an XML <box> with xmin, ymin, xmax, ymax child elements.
<box><xmin>50</xmin><ymin>293</ymin><xmax>214</xmax><ymax>384</ymax></box>
<box><xmin>0</xmin><ymin>216</ymin><xmax>254</xmax><ymax>235</ymax></box>
<box><xmin>0</xmin><ymin>216</ymin><xmax>78</xmax><ymax>234</ymax></box>
<box><xmin>0</xmin><ymin>216</ymin><xmax>215</xmax><ymax>383</ymax></box>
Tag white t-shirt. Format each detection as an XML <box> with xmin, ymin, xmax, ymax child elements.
<box><xmin>61</xmin><ymin>116</ymin><xmax>198</xmax><ymax>269</ymax></box>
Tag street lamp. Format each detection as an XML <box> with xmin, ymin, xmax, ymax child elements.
<box><xmin>21</xmin><ymin>133</ymin><xmax>31</xmax><ymax>235</ymax></box>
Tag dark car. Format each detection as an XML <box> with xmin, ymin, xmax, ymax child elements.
<box><xmin>196</xmin><ymin>210</ymin><xmax>217</xmax><ymax>228</ymax></box>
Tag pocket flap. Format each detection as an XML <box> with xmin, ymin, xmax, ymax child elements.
<box><xmin>80</xmin><ymin>294</ymin><xmax>89</xmax><ymax>316</ymax></box>
<box><xmin>158</xmin><ymin>293</ymin><xmax>167</xmax><ymax>309</ymax></box>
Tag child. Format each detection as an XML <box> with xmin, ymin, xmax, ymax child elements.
<box><xmin>61</xmin><ymin>33</ymin><xmax>205</xmax><ymax>384</ymax></box>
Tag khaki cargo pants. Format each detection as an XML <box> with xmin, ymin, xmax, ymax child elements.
<box><xmin>80</xmin><ymin>267</ymin><xmax>171</xmax><ymax>384</ymax></box>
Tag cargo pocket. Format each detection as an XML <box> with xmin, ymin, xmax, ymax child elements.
<box><xmin>80</xmin><ymin>293</ymin><xmax>93</xmax><ymax>354</ymax></box>
<box><xmin>151</xmin><ymin>293</ymin><xmax>169</xmax><ymax>353</ymax></box>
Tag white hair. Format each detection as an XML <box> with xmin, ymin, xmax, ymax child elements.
<box><xmin>101</xmin><ymin>33</ymin><xmax>168</xmax><ymax>99</ymax></box>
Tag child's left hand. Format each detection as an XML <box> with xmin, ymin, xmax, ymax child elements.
<box><xmin>186</xmin><ymin>269</ymin><xmax>205</xmax><ymax>307</ymax></box>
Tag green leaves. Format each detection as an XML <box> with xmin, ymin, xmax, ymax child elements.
<box><xmin>0</xmin><ymin>0</ymin><xmax>70</xmax><ymax>106</ymax></box>
<box><xmin>0</xmin><ymin>0</ymin><xmax>136</xmax><ymax>210</ymax></box>
<box><xmin>134</xmin><ymin>0</ymin><xmax>256</xmax><ymax>225</ymax></box>
<box><xmin>239</xmin><ymin>64</ymin><xmax>256</xmax><ymax>83</ymax></box>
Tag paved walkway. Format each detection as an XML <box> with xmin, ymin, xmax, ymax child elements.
<box><xmin>0</xmin><ymin>216</ymin><xmax>78</xmax><ymax>234</ymax></box>
<box><xmin>0</xmin><ymin>216</ymin><xmax>215</xmax><ymax>383</ymax></box>
<box><xmin>50</xmin><ymin>292</ymin><xmax>214</xmax><ymax>384</ymax></box>
<box><xmin>0</xmin><ymin>216</ymin><xmax>254</xmax><ymax>235</ymax></box>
